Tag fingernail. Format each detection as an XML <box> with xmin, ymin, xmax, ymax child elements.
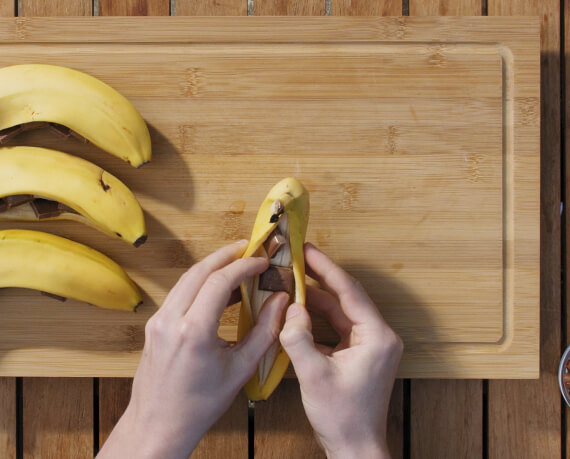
<box><xmin>286</xmin><ymin>304</ymin><xmax>302</xmax><ymax>320</ymax></box>
<box><xmin>236</xmin><ymin>239</ymin><xmax>248</xmax><ymax>245</ymax></box>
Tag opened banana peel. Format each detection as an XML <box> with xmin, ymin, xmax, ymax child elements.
<box><xmin>238</xmin><ymin>177</ymin><xmax>310</xmax><ymax>401</ymax></box>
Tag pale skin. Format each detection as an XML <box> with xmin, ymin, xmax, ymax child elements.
<box><xmin>98</xmin><ymin>240</ymin><xmax>403</xmax><ymax>459</ymax></box>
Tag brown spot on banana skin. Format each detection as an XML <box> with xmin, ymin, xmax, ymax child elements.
<box><xmin>100</xmin><ymin>177</ymin><xmax>111</xmax><ymax>191</ymax></box>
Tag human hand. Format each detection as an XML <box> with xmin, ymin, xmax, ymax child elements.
<box><xmin>98</xmin><ymin>240</ymin><xmax>288</xmax><ymax>459</ymax></box>
<box><xmin>279</xmin><ymin>243</ymin><xmax>403</xmax><ymax>459</ymax></box>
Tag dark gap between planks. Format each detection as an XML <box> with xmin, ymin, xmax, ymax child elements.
<box><xmin>16</xmin><ymin>378</ymin><xmax>22</xmax><ymax>459</ymax></box>
<box><xmin>93</xmin><ymin>379</ymin><xmax>100</xmax><ymax>456</ymax></box>
<box><xmin>403</xmin><ymin>379</ymin><xmax>411</xmax><ymax>459</ymax></box>
<box><xmin>483</xmin><ymin>380</ymin><xmax>489</xmax><ymax>459</ymax></box>
<box><xmin>560</xmin><ymin>0</ymin><xmax>568</xmax><ymax>457</ymax></box>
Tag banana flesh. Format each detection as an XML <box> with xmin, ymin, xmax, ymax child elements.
<box><xmin>0</xmin><ymin>64</ymin><xmax>151</xmax><ymax>167</ymax></box>
<box><xmin>238</xmin><ymin>177</ymin><xmax>310</xmax><ymax>401</ymax></box>
<box><xmin>0</xmin><ymin>229</ymin><xmax>141</xmax><ymax>311</ymax></box>
<box><xmin>0</xmin><ymin>146</ymin><xmax>146</xmax><ymax>246</ymax></box>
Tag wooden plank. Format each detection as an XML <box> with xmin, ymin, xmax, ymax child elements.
<box><xmin>0</xmin><ymin>5</ymin><xmax>17</xmax><ymax>459</ymax></box>
<box><xmin>98</xmin><ymin>0</ymin><xmax>169</xmax><ymax>15</ymax></box>
<box><xmin>488</xmin><ymin>0</ymin><xmax>561</xmax><ymax>457</ymax></box>
<box><xmin>173</xmin><ymin>4</ymin><xmax>247</xmax><ymax>457</ymax></box>
<box><xmin>255</xmin><ymin>380</ymin><xmax>322</xmax><ymax>457</ymax></box>
<box><xmin>408</xmin><ymin>3</ymin><xmax>483</xmax><ymax>458</ymax></box>
<box><xmin>254</xmin><ymin>0</ymin><xmax>325</xmax><ymax>15</ymax></box>
<box><xmin>98</xmin><ymin>378</ymin><xmax>131</xmax><ymax>448</ymax></box>
<box><xmin>563</xmin><ymin>2</ymin><xmax>570</xmax><ymax>457</ymax></box>
<box><xmin>20</xmin><ymin>0</ymin><xmax>91</xmax><ymax>15</ymax></box>
<box><xmin>330</xmin><ymin>0</ymin><xmax>402</xmax><ymax>15</ymax></box>
<box><xmin>175</xmin><ymin>0</ymin><xmax>246</xmax><ymax>15</ymax></box>
<box><xmin>17</xmin><ymin>2</ymin><xmax>94</xmax><ymax>456</ymax></box>
<box><xmin>255</xmin><ymin>4</ymin><xmax>398</xmax><ymax>457</ymax></box>
<box><xmin>193</xmin><ymin>393</ymin><xmax>248</xmax><ymax>458</ymax></box>
<box><xmin>411</xmin><ymin>380</ymin><xmax>482</xmax><ymax>458</ymax></box>
<box><xmin>0</xmin><ymin>378</ymin><xmax>16</xmax><ymax>459</ymax></box>
<box><xmin>94</xmin><ymin>0</ymin><xmax>163</xmax><ymax>453</ymax></box>
<box><xmin>409</xmin><ymin>0</ymin><xmax>481</xmax><ymax>15</ymax></box>
<box><xmin>0</xmin><ymin>0</ymin><xmax>14</xmax><ymax>16</ymax></box>
<box><xmin>23</xmin><ymin>378</ymin><xmax>92</xmax><ymax>458</ymax></box>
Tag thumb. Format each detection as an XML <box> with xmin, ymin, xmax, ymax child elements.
<box><xmin>280</xmin><ymin>304</ymin><xmax>327</xmax><ymax>380</ymax></box>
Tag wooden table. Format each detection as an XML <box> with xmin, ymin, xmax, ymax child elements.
<box><xmin>0</xmin><ymin>0</ymin><xmax>561</xmax><ymax>458</ymax></box>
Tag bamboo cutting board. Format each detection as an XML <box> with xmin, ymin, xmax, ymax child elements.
<box><xmin>0</xmin><ymin>17</ymin><xmax>539</xmax><ymax>378</ymax></box>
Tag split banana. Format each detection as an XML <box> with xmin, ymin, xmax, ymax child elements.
<box><xmin>0</xmin><ymin>64</ymin><xmax>151</xmax><ymax>167</ymax></box>
<box><xmin>0</xmin><ymin>229</ymin><xmax>141</xmax><ymax>311</ymax></box>
<box><xmin>238</xmin><ymin>177</ymin><xmax>310</xmax><ymax>401</ymax></box>
<box><xmin>0</xmin><ymin>146</ymin><xmax>146</xmax><ymax>247</ymax></box>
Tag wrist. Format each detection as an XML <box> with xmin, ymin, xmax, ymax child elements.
<box><xmin>98</xmin><ymin>405</ymin><xmax>201</xmax><ymax>459</ymax></box>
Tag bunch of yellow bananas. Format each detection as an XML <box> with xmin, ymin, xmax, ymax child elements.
<box><xmin>0</xmin><ymin>64</ymin><xmax>151</xmax><ymax>311</ymax></box>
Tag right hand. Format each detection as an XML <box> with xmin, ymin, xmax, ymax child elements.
<box><xmin>279</xmin><ymin>243</ymin><xmax>403</xmax><ymax>459</ymax></box>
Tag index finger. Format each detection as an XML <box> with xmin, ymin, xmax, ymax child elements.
<box><xmin>304</xmin><ymin>242</ymin><xmax>385</xmax><ymax>327</ymax></box>
<box><xmin>187</xmin><ymin>256</ymin><xmax>269</xmax><ymax>333</ymax></box>
<box><xmin>160</xmin><ymin>239</ymin><xmax>249</xmax><ymax>318</ymax></box>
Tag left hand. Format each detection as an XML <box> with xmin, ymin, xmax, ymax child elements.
<box><xmin>98</xmin><ymin>240</ymin><xmax>288</xmax><ymax>459</ymax></box>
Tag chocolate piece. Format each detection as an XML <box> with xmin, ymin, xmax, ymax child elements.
<box><xmin>0</xmin><ymin>199</ymin><xmax>7</xmax><ymax>212</ymax></box>
<box><xmin>0</xmin><ymin>125</ymin><xmax>24</xmax><ymax>143</ymax></box>
<box><xmin>40</xmin><ymin>291</ymin><xmax>67</xmax><ymax>302</ymax></box>
<box><xmin>263</xmin><ymin>229</ymin><xmax>287</xmax><ymax>259</ymax></box>
<box><xmin>48</xmin><ymin>123</ymin><xmax>71</xmax><ymax>138</ymax></box>
<box><xmin>259</xmin><ymin>266</ymin><xmax>294</xmax><ymax>294</ymax></box>
<box><xmin>5</xmin><ymin>194</ymin><xmax>33</xmax><ymax>208</ymax></box>
<box><xmin>22</xmin><ymin>122</ymin><xmax>50</xmax><ymax>131</ymax></box>
<box><xmin>31</xmin><ymin>199</ymin><xmax>61</xmax><ymax>219</ymax></box>
<box><xmin>57</xmin><ymin>202</ymin><xmax>79</xmax><ymax>214</ymax></box>
<box><xmin>69</xmin><ymin>129</ymin><xmax>89</xmax><ymax>143</ymax></box>
<box><xmin>0</xmin><ymin>122</ymin><xmax>51</xmax><ymax>144</ymax></box>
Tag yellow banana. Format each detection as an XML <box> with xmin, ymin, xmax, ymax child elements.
<box><xmin>0</xmin><ymin>229</ymin><xmax>141</xmax><ymax>311</ymax></box>
<box><xmin>0</xmin><ymin>146</ymin><xmax>146</xmax><ymax>247</ymax></box>
<box><xmin>238</xmin><ymin>177</ymin><xmax>310</xmax><ymax>401</ymax></box>
<box><xmin>0</xmin><ymin>64</ymin><xmax>151</xmax><ymax>167</ymax></box>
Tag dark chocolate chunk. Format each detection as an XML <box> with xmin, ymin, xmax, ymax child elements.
<box><xmin>40</xmin><ymin>291</ymin><xmax>67</xmax><ymax>302</ymax></box>
<box><xmin>0</xmin><ymin>199</ymin><xmax>7</xmax><ymax>212</ymax></box>
<box><xmin>5</xmin><ymin>194</ymin><xmax>33</xmax><ymax>208</ymax></box>
<box><xmin>48</xmin><ymin>123</ymin><xmax>71</xmax><ymax>138</ymax></box>
<box><xmin>263</xmin><ymin>229</ymin><xmax>287</xmax><ymax>259</ymax></box>
<box><xmin>31</xmin><ymin>199</ymin><xmax>61</xmax><ymax>219</ymax></box>
<box><xmin>22</xmin><ymin>122</ymin><xmax>50</xmax><ymax>131</ymax></box>
<box><xmin>57</xmin><ymin>202</ymin><xmax>79</xmax><ymax>214</ymax></box>
<box><xmin>0</xmin><ymin>125</ymin><xmax>24</xmax><ymax>144</ymax></box>
<box><xmin>69</xmin><ymin>129</ymin><xmax>89</xmax><ymax>143</ymax></box>
<box><xmin>259</xmin><ymin>266</ymin><xmax>294</xmax><ymax>294</ymax></box>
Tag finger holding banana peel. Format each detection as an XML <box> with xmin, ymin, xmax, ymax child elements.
<box><xmin>0</xmin><ymin>64</ymin><xmax>151</xmax><ymax>167</ymax></box>
<box><xmin>0</xmin><ymin>146</ymin><xmax>147</xmax><ymax>247</ymax></box>
<box><xmin>238</xmin><ymin>177</ymin><xmax>310</xmax><ymax>401</ymax></box>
